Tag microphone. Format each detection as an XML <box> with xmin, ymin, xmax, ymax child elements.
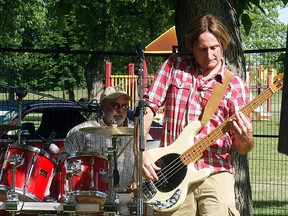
<box><xmin>136</xmin><ymin>42</ymin><xmax>145</xmax><ymax>76</ymax></box>
<box><xmin>16</xmin><ymin>87</ymin><xmax>28</xmax><ymax>100</ymax></box>
<box><xmin>136</xmin><ymin>42</ymin><xmax>145</xmax><ymax>61</ymax></box>
<box><xmin>49</xmin><ymin>143</ymin><xmax>59</xmax><ymax>154</ymax></box>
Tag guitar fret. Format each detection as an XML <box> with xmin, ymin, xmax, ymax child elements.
<box><xmin>181</xmin><ymin>124</ymin><xmax>228</xmax><ymax>165</ymax></box>
<box><xmin>244</xmin><ymin>91</ymin><xmax>272</xmax><ymax>116</ymax></box>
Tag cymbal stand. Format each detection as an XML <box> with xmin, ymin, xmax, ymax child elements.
<box><xmin>15</xmin><ymin>87</ymin><xmax>27</xmax><ymax>144</ymax></box>
<box><xmin>104</xmin><ymin>137</ymin><xmax>120</xmax><ymax>215</ymax></box>
<box><xmin>112</xmin><ymin>137</ymin><xmax>120</xmax><ymax>188</ymax></box>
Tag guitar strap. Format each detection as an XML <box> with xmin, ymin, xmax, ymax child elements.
<box><xmin>201</xmin><ymin>69</ymin><xmax>234</xmax><ymax>126</ymax></box>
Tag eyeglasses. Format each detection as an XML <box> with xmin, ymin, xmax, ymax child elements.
<box><xmin>109</xmin><ymin>102</ymin><xmax>129</xmax><ymax>111</ymax></box>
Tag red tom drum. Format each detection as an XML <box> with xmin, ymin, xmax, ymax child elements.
<box><xmin>59</xmin><ymin>152</ymin><xmax>109</xmax><ymax>203</ymax></box>
<box><xmin>0</xmin><ymin>144</ymin><xmax>56</xmax><ymax>202</ymax></box>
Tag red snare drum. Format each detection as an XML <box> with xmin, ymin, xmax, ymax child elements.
<box><xmin>59</xmin><ymin>152</ymin><xmax>109</xmax><ymax>203</ymax></box>
<box><xmin>0</xmin><ymin>144</ymin><xmax>56</xmax><ymax>202</ymax></box>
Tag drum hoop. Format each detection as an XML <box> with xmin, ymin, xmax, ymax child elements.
<box><xmin>39</xmin><ymin>149</ymin><xmax>57</xmax><ymax>164</ymax></box>
<box><xmin>68</xmin><ymin>152</ymin><xmax>106</xmax><ymax>160</ymax></box>
<box><xmin>1</xmin><ymin>143</ymin><xmax>56</xmax><ymax>164</ymax></box>
<box><xmin>2</xmin><ymin>143</ymin><xmax>41</xmax><ymax>154</ymax></box>
<box><xmin>69</xmin><ymin>190</ymin><xmax>108</xmax><ymax>199</ymax></box>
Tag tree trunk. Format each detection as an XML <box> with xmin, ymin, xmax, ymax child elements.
<box><xmin>85</xmin><ymin>54</ymin><xmax>105</xmax><ymax>101</ymax></box>
<box><xmin>175</xmin><ymin>0</ymin><xmax>253</xmax><ymax>215</ymax></box>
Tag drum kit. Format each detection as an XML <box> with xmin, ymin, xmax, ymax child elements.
<box><xmin>0</xmin><ymin>123</ymin><xmax>141</xmax><ymax>216</ymax></box>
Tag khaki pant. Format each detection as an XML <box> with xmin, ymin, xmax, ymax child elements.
<box><xmin>155</xmin><ymin>172</ymin><xmax>240</xmax><ymax>216</ymax></box>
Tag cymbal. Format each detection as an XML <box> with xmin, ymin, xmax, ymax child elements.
<box><xmin>80</xmin><ymin>126</ymin><xmax>134</xmax><ymax>136</ymax></box>
<box><xmin>0</xmin><ymin>124</ymin><xmax>21</xmax><ymax>131</ymax></box>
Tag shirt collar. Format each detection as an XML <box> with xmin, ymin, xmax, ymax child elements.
<box><xmin>194</xmin><ymin>58</ymin><xmax>226</xmax><ymax>82</ymax></box>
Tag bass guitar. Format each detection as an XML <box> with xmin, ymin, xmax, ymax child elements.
<box><xmin>143</xmin><ymin>73</ymin><xmax>284</xmax><ymax>212</ymax></box>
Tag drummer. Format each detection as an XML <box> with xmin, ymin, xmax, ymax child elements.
<box><xmin>57</xmin><ymin>86</ymin><xmax>135</xmax><ymax>190</ymax></box>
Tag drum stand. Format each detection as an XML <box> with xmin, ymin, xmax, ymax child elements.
<box><xmin>62</xmin><ymin>163</ymin><xmax>77</xmax><ymax>215</ymax></box>
<box><xmin>6</xmin><ymin>153</ymin><xmax>20</xmax><ymax>216</ymax></box>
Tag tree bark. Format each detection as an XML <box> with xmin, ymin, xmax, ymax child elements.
<box><xmin>175</xmin><ymin>0</ymin><xmax>253</xmax><ymax>215</ymax></box>
<box><xmin>85</xmin><ymin>54</ymin><xmax>105</xmax><ymax>101</ymax></box>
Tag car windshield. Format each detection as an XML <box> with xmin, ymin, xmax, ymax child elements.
<box><xmin>0</xmin><ymin>109</ymin><xmax>18</xmax><ymax>125</ymax></box>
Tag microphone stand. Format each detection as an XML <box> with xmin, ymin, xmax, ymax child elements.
<box><xmin>15</xmin><ymin>88</ymin><xmax>27</xmax><ymax>144</ymax></box>
<box><xmin>135</xmin><ymin>42</ymin><xmax>146</xmax><ymax>216</ymax></box>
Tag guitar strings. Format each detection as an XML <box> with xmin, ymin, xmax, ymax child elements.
<box><xmin>151</xmin><ymin>129</ymin><xmax>220</xmax><ymax>189</ymax></box>
<box><xmin>149</xmin><ymin>126</ymin><xmax>223</xmax><ymax>189</ymax></box>
<box><xmin>153</xmin><ymin>155</ymin><xmax>184</xmax><ymax>188</ymax></box>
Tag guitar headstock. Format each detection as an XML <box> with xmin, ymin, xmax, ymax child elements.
<box><xmin>272</xmin><ymin>73</ymin><xmax>284</xmax><ymax>92</ymax></box>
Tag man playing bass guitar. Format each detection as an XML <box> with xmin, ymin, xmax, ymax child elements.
<box><xmin>134</xmin><ymin>14</ymin><xmax>255</xmax><ymax>216</ymax></box>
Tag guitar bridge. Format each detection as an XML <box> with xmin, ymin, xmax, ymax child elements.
<box><xmin>143</xmin><ymin>180</ymin><xmax>157</xmax><ymax>201</ymax></box>
<box><xmin>149</xmin><ymin>189</ymin><xmax>182</xmax><ymax>210</ymax></box>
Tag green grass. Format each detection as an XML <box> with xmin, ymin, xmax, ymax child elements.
<box><xmin>249</xmin><ymin>136</ymin><xmax>288</xmax><ymax>215</ymax></box>
<box><xmin>248</xmin><ymin>90</ymin><xmax>288</xmax><ymax>215</ymax></box>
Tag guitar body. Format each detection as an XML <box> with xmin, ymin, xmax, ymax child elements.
<box><xmin>144</xmin><ymin>121</ymin><xmax>212</xmax><ymax>212</ymax></box>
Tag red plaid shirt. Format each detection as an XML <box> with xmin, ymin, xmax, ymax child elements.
<box><xmin>144</xmin><ymin>53</ymin><xmax>251</xmax><ymax>174</ymax></box>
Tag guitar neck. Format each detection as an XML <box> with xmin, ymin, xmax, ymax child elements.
<box><xmin>180</xmin><ymin>86</ymin><xmax>276</xmax><ymax>165</ymax></box>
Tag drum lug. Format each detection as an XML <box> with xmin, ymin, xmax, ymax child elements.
<box><xmin>100</xmin><ymin>168</ymin><xmax>109</xmax><ymax>182</ymax></box>
<box><xmin>14</xmin><ymin>152</ymin><xmax>25</xmax><ymax>168</ymax></box>
<box><xmin>68</xmin><ymin>159</ymin><xmax>83</xmax><ymax>176</ymax></box>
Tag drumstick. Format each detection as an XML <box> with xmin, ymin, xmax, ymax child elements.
<box><xmin>117</xmin><ymin>137</ymin><xmax>133</xmax><ymax>159</ymax></box>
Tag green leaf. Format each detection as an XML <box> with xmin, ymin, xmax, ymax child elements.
<box><xmin>166</xmin><ymin>11</ymin><xmax>175</xmax><ymax>26</ymax></box>
<box><xmin>249</xmin><ymin>0</ymin><xmax>266</xmax><ymax>14</ymax></box>
<box><xmin>275</xmin><ymin>53</ymin><xmax>285</xmax><ymax>62</ymax></box>
<box><xmin>234</xmin><ymin>0</ymin><xmax>252</xmax><ymax>18</ymax></box>
<box><xmin>241</xmin><ymin>13</ymin><xmax>252</xmax><ymax>36</ymax></box>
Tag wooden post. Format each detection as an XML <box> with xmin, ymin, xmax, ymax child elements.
<box><xmin>128</xmin><ymin>63</ymin><xmax>134</xmax><ymax>75</ymax></box>
<box><xmin>128</xmin><ymin>63</ymin><xmax>135</xmax><ymax>107</ymax></box>
<box><xmin>267</xmin><ymin>67</ymin><xmax>271</xmax><ymax>113</ymax></box>
<box><xmin>106</xmin><ymin>62</ymin><xmax>112</xmax><ymax>87</ymax></box>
